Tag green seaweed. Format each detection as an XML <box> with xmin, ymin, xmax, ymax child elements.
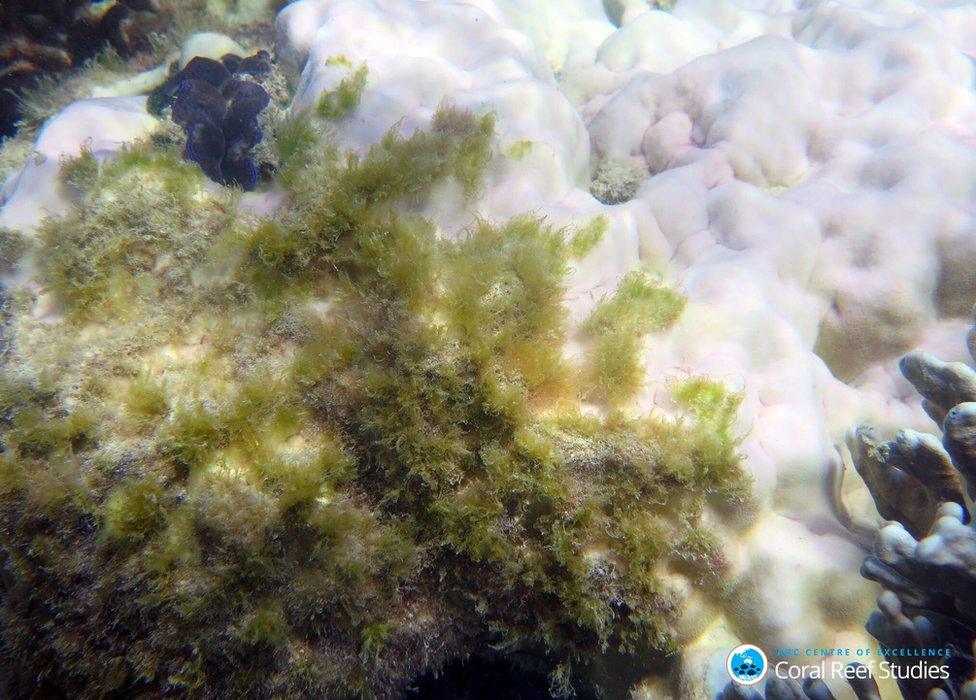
<box><xmin>506</xmin><ymin>139</ymin><xmax>534</xmax><ymax>160</ymax></box>
<box><xmin>317</xmin><ymin>63</ymin><xmax>368</xmax><ymax>120</ymax></box>
<box><xmin>582</xmin><ymin>271</ymin><xmax>686</xmax><ymax>405</ymax></box>
<box><xmin>101</xmin><ymin>477</ymin><xmax>166</xmax><ymax>546</ymax></box>
<box><xmin>672</xmin><ymin>375</ymin><xmax>741</xmax><ymax>439</ymax></box>
<box><xmin>242</xmin><ymin>601</ymin><xmax>290</xmax><ymax>646</ymax></box>
<box><xmin>59</xmin><ymin>147</ymin><xmax>99</xmax><ymax>191</ymax></box>
<box><xmin>0</xmin><ymin>101</ymin><xmax>748</xmax><ymax>699</ymax></box>
<box><xmin>38</xmin><ymin>142</ymin><xmax>216</xmax><ymax>320</ymax></box>
<box><xmin>0</xmin><ymin>226</ymin><xmax>27</xmax><ymax>272</ymax></box>
<box><xmin>125</xmin><ymin>376</ymin><xmax>170</xmax><ymax>423</ymax></box>
<box><xmin>570</xmin><ymin>215</ymin><xmax>607</xmax><ymax>258</ymax></box>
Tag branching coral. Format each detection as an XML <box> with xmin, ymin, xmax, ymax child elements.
<box><xmin>0</xmin><ymin>100</ymin><xmax>748</xmax><ymax>697</ymax></box>
<box><xmin>836</xmin><ymin>314</ymin><xmax>976</xmax><ymax>700</ymax></box>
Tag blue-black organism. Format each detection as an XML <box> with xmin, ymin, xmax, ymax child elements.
<box><xmin>149</xmin><ymin>51</ymin><xmax>272</xmax><ymax>191</ymax></box>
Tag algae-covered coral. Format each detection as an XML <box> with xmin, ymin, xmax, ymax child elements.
<box><xmin>0</xmin><ymin>102</ymin><xmax>747</xmax><ymax>697</ymax></box>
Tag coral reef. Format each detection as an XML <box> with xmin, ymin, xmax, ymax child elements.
<box><xmin>2</xmin><ymin>0</ymin><xmax>976</xmax><ymax>696</ymax></box>
<box><xmin>277</xmin><ymin>2</ymin><xmax>973</xmax><ymax>692</ymax></box>
<box><xmin>0</xmin><ymin>91</ymin><xmax>749</xmax><ymax>696</ymax></box>
<box><xmin>841</xmin><ymin>314</ymin><xmax>976</xmax><ymax>699</ymax></box>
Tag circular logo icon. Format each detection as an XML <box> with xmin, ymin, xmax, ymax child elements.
<box><xmin>727</xmin><ymin>644</ymin><xmax>768</xmax><ymax>685</ymax></box>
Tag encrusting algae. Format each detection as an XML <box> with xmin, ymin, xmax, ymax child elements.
<box><xmin>0</xmin><ymin>82</ymin><xmax>750</xmax><ymax>696</ymax></box>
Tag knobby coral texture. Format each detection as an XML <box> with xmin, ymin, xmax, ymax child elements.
<box><xmin>2</xmin><ymin>0</ymin><xmax>976</xmax><ymax>698</ymax></box>
<box><xmin>845</xmin><ymin>322</ymin><xmax>976</xmax><ymax>700</ymax></box>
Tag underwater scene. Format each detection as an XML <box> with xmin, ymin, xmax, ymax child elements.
<box><xmin>1</xmin><ymin>1</ymin><xmax>975</xmax><ymax>699</ymax></box>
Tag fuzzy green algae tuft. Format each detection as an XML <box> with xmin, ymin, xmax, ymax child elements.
<box><xmin>0</xmin><ymin>102</ymin><xmax>748</xmax><ymax>698</ymax></box>
<box><xmin>317</xmin><ymin>62</ymin><xmax>369</xmax><ymax>120</ymax></box>
<box><xmin>582</xmin><ymin>271</ymin><xmax>686</xmax><ymax>406</ymax></box>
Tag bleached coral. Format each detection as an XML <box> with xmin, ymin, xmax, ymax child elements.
<box><xmin>2</xmin><ymin>0</ymin><xmax>976</xmax><ymax>696</ymax></box>
<box><xmin>273</xmin><ymin>0</ymin><xmax>976</xmax><ymax>695</ymax></box>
